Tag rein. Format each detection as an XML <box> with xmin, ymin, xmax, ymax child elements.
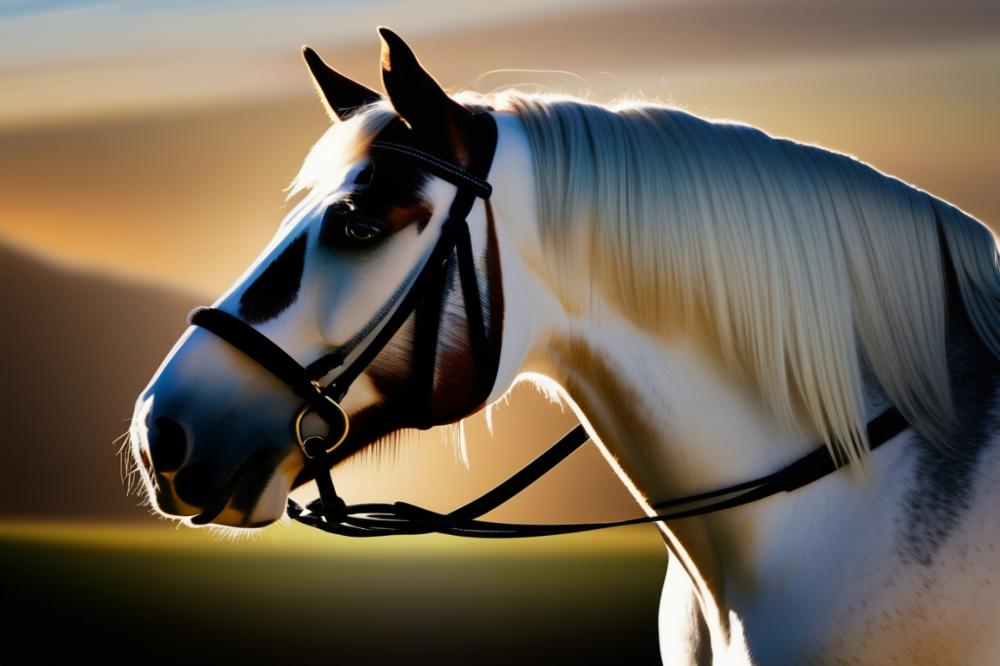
<box><xmin>189</xmin><ymin>112</ymin><xmax>910</xmax><ymax>538</ymax></box>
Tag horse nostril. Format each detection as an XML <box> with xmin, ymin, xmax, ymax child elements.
<box><xmin>150</xmin><ymin>417</ymin><xmax>189</xmax><ymax>473</ymax></box>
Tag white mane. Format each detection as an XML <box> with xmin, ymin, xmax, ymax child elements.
<box><xmin>289</xmin><ymin>92</ymin><xmax>1000</xmax><ymax>466</ymax></box>
<box><xmin>506</xmin><ymin>92</ymin><xmax>1000</xmax><ymax>466</ymax></box>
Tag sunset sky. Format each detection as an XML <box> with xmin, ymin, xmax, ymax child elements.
<box><xmin>1</xmin><ymin>1</ymin><xmax>999</xmax><ymax>522</ymax></box>
<box><xmin>2</xmin><ymin>0</ymin><xmax>997</xmax><ymax>294</ymax></box>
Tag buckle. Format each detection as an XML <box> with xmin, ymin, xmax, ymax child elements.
<box><xmin>294</xmin><ymin>381</ymin><xmax>350</xmax><ymax>459</ymax></box>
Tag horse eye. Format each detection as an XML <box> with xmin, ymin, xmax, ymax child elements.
<box><xmin>319</xmin><ymin>200</ymin><xmax>387</xmax><ymax>249</ymax></box>
<box><xmin>344</xmin><ymin>219</ymin><xmax>385</xmax><ymax>243</ymax></box>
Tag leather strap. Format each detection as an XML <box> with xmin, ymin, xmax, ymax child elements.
<box><xmin>285</xmin><ymin>407</ymin><xmax>908</xmax><ymax>538</ymax></box>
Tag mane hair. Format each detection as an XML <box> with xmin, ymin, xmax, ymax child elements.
<box><xmin>289</xmin><ymin>92</ymin><xmax>1000</xmax><ymax>467</ymax></box>
<box><xmin>503</xmin><ymin>92</ymin><xmax>1000</xmax><ymax>465</ymax></box>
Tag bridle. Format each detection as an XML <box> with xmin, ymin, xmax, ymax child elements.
<box><xmin>188</xmin><ymin>111</ymin><xmax>910</xmax><ymax>538</ymax></box>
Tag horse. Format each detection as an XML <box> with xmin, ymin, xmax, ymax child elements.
<box><xmin>128</xmin><ymin>28</ymin><xmax>1000</xmax><ymax>664</ymax></box>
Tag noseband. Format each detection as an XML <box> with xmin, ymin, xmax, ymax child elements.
<box><xmin>189</xmin><ymin>111</ymin><xmax>910</xmax><ymax>537</ymax></box>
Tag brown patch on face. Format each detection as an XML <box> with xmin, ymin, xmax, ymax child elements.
<box><xmin>386</xmin><ymin>201</ymin><xmax>433</xmax><ymax>233</ymax></box>
<box><xmin>298</xmin><ymin>199</ymin><xmax>506</xmax><ymax>475</ymax></box>
<box><xmin>352</xmin><ymin>199</ymin><xmax>505</xmax><ymax>433</ymax></box>
<box><xmin>319</xmin><ymin>149</ymin><xmax>433</xmax><ymax>252</ymax></box>
<box><xmin>425</xmin><ymin>199</ymin><xmax>505</xmax><ymax>422</ymax></box>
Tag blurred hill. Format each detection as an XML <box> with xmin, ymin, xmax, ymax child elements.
<box><xmin>0</xmin><ymin>241</ymin><xmax>202</xmax><ymax>520</ymax></box>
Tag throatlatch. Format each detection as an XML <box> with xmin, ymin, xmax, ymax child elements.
<box><xmin>189</xmin><ymin>112</ymin><xmax>911</xmax><ymax>538</ymax></box>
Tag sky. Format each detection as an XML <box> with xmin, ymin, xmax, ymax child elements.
<box><xmin>0</xmin><ymin>0</ymin><xmax>618</xmax><ymax>128</ymax></box>
<box><xmin>1</xmin><ymin>0</ymin><xmax>998</xmax><ymax>523</ymax></box>
<box><xmin>1</xmin><ymin>0</ymin><xmax>997</xmax><ymax>294</ymax></box>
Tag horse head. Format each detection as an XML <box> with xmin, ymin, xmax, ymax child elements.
<box><xmin>129</xmin><ymin>29</ymin><xmax>523</xmax><ymax>528</ymax></box>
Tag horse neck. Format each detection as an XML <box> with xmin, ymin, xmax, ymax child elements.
<box><xmin>524</xmin><ymin>306</ymin><xmax>821</xmax><ymax>527</ymax></box>
<box><xmin>488</xmin><ymin>112</ymin><xmax>910</xmax><ymax>625</ymax></box>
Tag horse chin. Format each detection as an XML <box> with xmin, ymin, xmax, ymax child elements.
<box><xmin>244</xmin><ymin>453</ymin><xmax>301</xmax><ymax>527</ymax></box>
<box><xmin>187</xmin><ymin>449</ymin><xmax>303</xmax><ymax>529</ymax></box>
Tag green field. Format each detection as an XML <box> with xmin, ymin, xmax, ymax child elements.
<box><xmin>1</xmin><ymin>521</ymin><xmax>666</xmax><ymax>664</ymax></box>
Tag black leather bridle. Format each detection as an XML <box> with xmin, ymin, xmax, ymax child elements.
<box><xmin>188</xmin><ymin>111</ymin><xmax>910</xmax><ymax>538</ymax></box>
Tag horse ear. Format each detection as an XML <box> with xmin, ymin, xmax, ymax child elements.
<box><xmin>302</xmin><ymin>46</ymin><xmax>380</xmax><ymax>121</ymax></box>
<box><xmin>377</xmin><ymin>27</ymin><xmax>473</xmax><ymax>162</ymax></box>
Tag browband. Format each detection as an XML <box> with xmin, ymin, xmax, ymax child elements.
<box><xmin>368</xmin><ymin>141</ymin><xmax>493</xmax><ymax>199</ymax></box>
